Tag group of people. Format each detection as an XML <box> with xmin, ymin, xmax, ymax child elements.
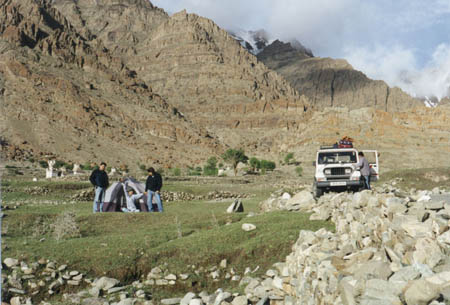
<box><xmin>89</xmin><ymin>162</ymin><xmax>163</xmax><ymax>213</ymax></box>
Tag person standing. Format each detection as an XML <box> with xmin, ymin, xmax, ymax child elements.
<box><xmin>356</xmin><ymin>152</ymin><xmax>371</xmax><ymax>190</ymax></box>
<box><xmin>145</xmin><ymin>167</ymin><xmax>163</xmax><ymax>212</ymax></box>
<box><xmin>89</xmin><ymin>162</ymin><xmax>109</xmax><ymax>213</ymax></box>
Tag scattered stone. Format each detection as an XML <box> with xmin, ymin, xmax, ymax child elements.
<box><xmin>4</xmin><ymin>258</ymin><xmax>19</xmax><ymax>268</ymax></box>
<box><xmin>161</xmin><ymin>298</ymin><xmax>182</xmax><ymax>305</ymax></box>
<box><xmin>241</xmin><ymin>223</ymin><xmax>256</xmax><ymax>232</ymax></box>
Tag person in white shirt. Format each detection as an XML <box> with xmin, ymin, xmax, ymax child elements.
<box><xmin>121</xmin><ymin>181</ymin><xmax>143</xmax><ymax>212</ymax></box>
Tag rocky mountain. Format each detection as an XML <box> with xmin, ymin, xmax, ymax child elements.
<box><xmin>257</xmin><ymin>40</ymin><xmax>422</xmax><ymax>111</ymax></box>
<box><xmin>228</xmin><ymin>29</ymin><xmax>271</xmax><ymax>55</ymax></box>
<box><xmin>50</xmin><ymin>1</ymin><xmax>310</xmax><ymax>148</ymax></box>
<box><xmin>2</xmin><ymin>0</ymin><xmax>448</xmax><ymax>171</ymax></box>
<box><xmin>0</xmin><ymin>0</ymin><xmax>221</xmax><ymax>167</ymax></box>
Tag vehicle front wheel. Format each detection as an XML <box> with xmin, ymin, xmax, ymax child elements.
<box><xmin>314</xmin><ymin>184</ymin><xmax>324</xmax><ymax>198</ymax></box>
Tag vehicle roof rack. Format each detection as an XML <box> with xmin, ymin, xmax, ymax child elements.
<box><xmin>320</xmin><ymin>145</ymin><xmax>336</xmax><ymax>149</ymax></box>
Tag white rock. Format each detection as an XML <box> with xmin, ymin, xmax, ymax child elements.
<box><xmin>241</xmin><ymin>223</ymin><xmax>256</xmax><ymax>232</ymax></box>
<box><xmin>404</xmin><ymin>279</ymin><xmax>440</xmax><ymax>305</ymax></box>
<box><xmin>93</xmin><ymin>276</ymin><xmax>120</xmax><ymax>290</ymax></box>
<box><xmin>281</xmin><ymin>192</ymin><xmax>291</xmax><ymax>200</ymax></box>
<box><xmin>189</xmin><ymin>299</ymin><xmax>203</xmax><ymax>305</ymax></box>
<box><xmin>180</xmin><ymin>292</ymin><xmax>196</xmax><ymax>305</ymax></box>
<box><xmin>231</xmin><ymin>295</ymin><xmax>248</xmax><ymax>305</ymax></box>
<box><xmin>4</xmin><ymin>258</ymin><xmax>19</xmax><ymax>268</ymax></box>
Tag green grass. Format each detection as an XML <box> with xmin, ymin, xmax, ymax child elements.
<box><xmin>2</xmin><ymin>177</ymin><xmax>333</xmax><ymax>302</ymax></box>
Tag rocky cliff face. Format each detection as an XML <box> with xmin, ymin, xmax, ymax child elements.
<box><xmin>258</xmin><ymin>40</ymin><xmax>422</xmax><ymax>112</ymax></box>
<box><xmin>0</xmin><ymin>0</ymin><xmax>221</xmax><ymax>166</ymax></box>
<box><xmin>51</xmin><ymin>2</ymin><xmax>309</xmax><ymax>128</ymax></box>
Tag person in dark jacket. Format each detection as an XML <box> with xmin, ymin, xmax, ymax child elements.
<box><xmin>89</xmin><ymin>162</ymin><xmax>109</xmax><ymax>213</ymax></box>
<box><xmin>145</xmin><ymin>167</ymin><xmax>163</xmax><ymax>212</ymax></box>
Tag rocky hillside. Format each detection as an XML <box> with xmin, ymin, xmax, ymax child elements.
<box><xmin>0</xmin><ymin>0</ymin><xmax>221</xmax><ymax>167</ymax></box>
<box><xmin>51</xmin><ymin>1</ymin><xmax>309</xmax><ymax>131</ymax></box>
<box><xmin>258</xmin><ymin>40</ymin><xmax>422</xmax><ymax>111</ymax></box>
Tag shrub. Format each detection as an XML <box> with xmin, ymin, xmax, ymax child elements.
<box><xmin>295</xmin><ymin>166</ymin><xmax>303</xmax><ymax>177</ymax></box>
<box><xmin>53</xmin><ymin>160</ymin><xmax>66</xmax><ymax>169</ymax></box>
<box><xmin>203</xmin><ymin>157</ymin><xmax>218</xmax><ymax>176</ymax></box>
<box><xmin>51</xmin><ymin>211</ymin><xmax>81</xmax><ymax>241</ymax></box>
<box><xmin>284</xmin><ymin>152</ymin><xmax>294</xmax><ymax>165</ymax></box>
<box><xmin>171</xmin><ymin>168</ymin><xmax>181</xmax><ymax>176</ymax></box>
<box><xmin>81</xmin><ymin>162</ymin><xmax>94</xmax><ymax>170</ymax></box>
<box><xmin>39</xmin><ymin>160</ymin><xmax>48</xmax><ymax>168</ymax></box>
<box><xmin>187</xmin><ymin>166</ymin><xmax>202</xmax><ymax>176</ymax></box>
<box><xmin>260</xmin><ymin>160</ymin><xmax>276</xmax><ymax>172</ymax></box>
<box><xmin>139</xmin><ymin>164</ymin><xmax>147</xmax><ymax>172</ymax></box>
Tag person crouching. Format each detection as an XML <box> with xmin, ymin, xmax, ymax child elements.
<box><xmin>122</xmin><ymin>181</ymin><xmax>143</xmax><ymax>213</ymax></box>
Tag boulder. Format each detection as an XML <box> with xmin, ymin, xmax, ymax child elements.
<box><xmin>227</xmin><ymin>199</ymin><xmax>244</xmax><ymax>213</ymax></box>
<box><xmin>286</xmin><ymin>191</ymin><xmax>315</xmax><ymax>211</ymax></box>
<box><xmin>93</xmin><ymin>276</ymin><xmax>120</xmax><ymax>290</ymax></box>
<box><xmin>241</xmin><ymin>224</ymin><xmax>256</xmax><ymax>232</ymax></box>
<box><xmin>404</xmin><ymin>279</ymin><xmax>440</xmax><ymax>305</ymax></box>
<box><xmin>4</xmin><ymin>258</ymin><xmax>19</xmax><ymax>268</ymax></box>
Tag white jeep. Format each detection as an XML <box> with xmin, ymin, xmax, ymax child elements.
<box><xmin>313</xmin><ymin>146</ymin><xmax>379</xmax><ymax>197</ymax></box>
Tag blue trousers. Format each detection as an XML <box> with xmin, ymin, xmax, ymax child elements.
<box><xmin>363</xmin><ymin>175</ymin><xmax>371</xmax><ymax>190</ymax></box>
<box><xmin>147</xmin><ymin>191</ymin><xmax>163</xmax><ymax>212</ymax></box>
<box><xmin>93</xmin><ymin>186</ymin><xmax>106</xmax><ymax>213</ymax></box>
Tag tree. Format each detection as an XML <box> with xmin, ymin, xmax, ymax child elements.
<box><xmin>249</xmin><ymin>157</ymin><xmax>261</xmax><ymax>172</ymax></box>
<box><xmin>221</xmin><ymin>148</ymin><xmax>248</xmax><ymax>176</ymax></box>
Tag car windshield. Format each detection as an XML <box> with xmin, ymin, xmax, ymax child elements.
<box><xmin>318</xmin><ymin>151</ymin><xmax>357</xmax><ymax>164</ymax></box>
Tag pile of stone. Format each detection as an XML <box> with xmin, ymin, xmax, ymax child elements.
<box><xmin>160</xmin><ymin>191</ymin><xmax>199</xmax><ymax>202</ymax></box>
<box><xmin>259</xmin><ymin>190</ymin><xmax>315</xmax><ymax>212</ymax></box>
<box><xmin>1</xmin><ymin>258</ymin><xmax>86</xmax><ymax>305</ymax></box>
<box><xmin>71</xmin><ymin>188</ymin><xmax>95</xmax><ymax>201</ymax></box>
<box><xmin>256</xmin><ymin>187</ymin><xmax>450</xmax><ymax>304</ymax></box>
<box><xmin>204</xmin><ymin>191</ymin><xmax>250</xmax><ymax>201</ymax></box>
<box><xmin>23</xmin><ymin>186</ymin><xmax>50</xmax><ymax>195</ymax></box>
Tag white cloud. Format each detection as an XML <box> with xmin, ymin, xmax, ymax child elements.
<box><xmin>345</xmin><ymin>44</ymin><xmax>450</xmax><ymax>100</ymax></box>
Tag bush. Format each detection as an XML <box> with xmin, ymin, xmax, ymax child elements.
<box><xmin>171</xmin><ymin>168</ymin><xmax>181</xmax><ymax>176</ymax></box>
<box><xmin>51</xmin><ymin>211</ymin><xmax>81</xmax><ymax>241</ymax></box>
<box><xmin>187</xmin><ymin>166</ymin><xmax>202</xmax><ymax>176</ymax></box>
<box><xmin>260</xmin><ymin>160</ymin><xmax>276</xmax><ymax>172</ymax></box>
<box><xmin>203</xmin><ymin>157</ymin><xmax>218</xmax><ymax>176</ymax></box>
<box><xmin>64</xmin><ymin>163</ymin><xmax>73</xmax><ymax>171</ymax></box>
<box><xmin>284</xmin><ymin>152</ymin><xmax>294</xmax><ymax>165</ymax></box>
<box><xmin>139</xmin><ymin>164</ymin><xmax>147</xmax><ymax>172</ymax></box>
<box><xmin>295</xmin><ymin>166</ymin><xmax>303</xmax><ymax>177</ymax></box>
<box><xmin>81</xmin><ymin>162</ymin><xmax>94</xmax><ymax>171</ymax></box>
<box><xmin>39</xmin><ymin>160</ymin><xmax>48</xmax><ymax>168</ymax></box>
<box><xmin>53</xmin><ymin>160</ymin><xmax>66</xmax><ymax>169</ymax></box>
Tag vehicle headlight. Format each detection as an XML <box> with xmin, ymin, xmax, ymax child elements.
<box><xmin>345</xmin><ymin>168</ymin><xmax>352</xmax><ymax>174</ymax></box>
<box><xmin>324</xmin><ymin>169</ymin><xmax>331</xmax><ymax>175</ymax></box>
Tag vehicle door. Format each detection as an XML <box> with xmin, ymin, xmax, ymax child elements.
<box><xmin>362</xmin><ymin>150</ymin><xmax>379</xmax><ymax>181</ymax></box>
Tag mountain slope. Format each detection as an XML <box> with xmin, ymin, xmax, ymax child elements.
<box><xmin>0</xmin><ymin>0</ymin><xmax>221</xmax><ymax>166</ymax></box>
<box><xmin>257</xmin><ymin>40</ymin><xmax>422</xmax><ymax>111</ymax></box>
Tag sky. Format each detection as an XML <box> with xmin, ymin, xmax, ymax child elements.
<box><xmin>152</xmin><ymin>0</ymin><xmax>450</xmax><ymax>100</ymax></box>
